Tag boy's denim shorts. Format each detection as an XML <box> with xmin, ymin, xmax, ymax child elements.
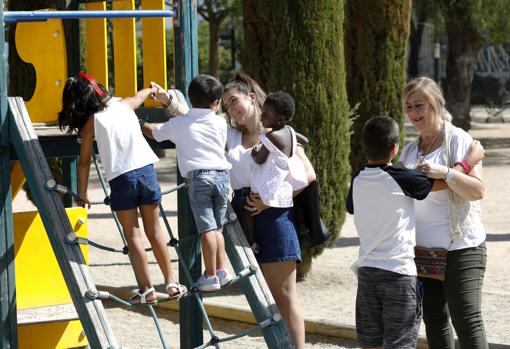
<box><xmin>187</xmin><ymin>169</ymin><xmax>230</xmax><ymax>234</ymax></box>
<box><xmin>108</xmin><ymin>164</ymin><xmax>162</xmax><ymax>211</ymax></box>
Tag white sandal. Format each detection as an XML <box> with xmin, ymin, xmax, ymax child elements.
<box><xmin>166</xmin><ymin>283</ymin><xmax>187</xmax><ymax>300</ymax></box>
<box><xmin>130</xmin><ymin>287</ymin><xmax>157</xmax><ymax>305</ymax></box>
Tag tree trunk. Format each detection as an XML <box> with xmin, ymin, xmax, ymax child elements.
<box><xmin>407</xmin><ymin>8</ymin><xmax>427</xmax><ymax>78</ymax></box>
<box><xmin>243</xmin><ymin>0</ymin><xmax>351</xmax><ymax>279</ymax></box>
<box><xmin>443</xmin><ymin>20</ymin><xmax>484</xmax><ymax>130</ymax></box>
<box><xmin>344</xmin><ymin>0</ymin><xmax>412</xmax><ymax>174</ymax></box>
<box><xmin>208</xmin><ymin>18</ymin><xmax>221</xmax><ymax>78</ymax></box>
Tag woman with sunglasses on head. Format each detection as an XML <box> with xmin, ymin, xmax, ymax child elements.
<box><xmin>222</xmin><ymin>72</ymin><xmax>316</xmax><ymax>349</ymax></box>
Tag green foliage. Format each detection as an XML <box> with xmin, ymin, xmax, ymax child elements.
<box><xmin>197</xmin><ymin>21</ymin><xmax>234</xmax><ymax>82</ymax></box>
<box><xmin>344</xmin><ymin>0</ymin><xmax>412</xmax><ymax>174</ymax></box>
<box><xmin>243</xmin><ymin>0</ymin><xmax>351</xmax><ymax>274</ymax></box>
<box><xmin>440</xmin><ymin>0</ymin><xmax>510</xmax><ymax>44</ymax></box>
<box><xmin>197</xmin><ymin>0</ymin><xmax>243</xmax><ymax>79</ymax></box>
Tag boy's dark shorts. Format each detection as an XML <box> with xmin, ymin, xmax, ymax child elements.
<box><xmin>356</xmin><ymin>266</ymin><xmax>422</xmax><ymax>349</ymax></box>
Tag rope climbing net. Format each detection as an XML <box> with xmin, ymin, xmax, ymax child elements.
<box><xmin>45</xmin><ymin>151</ymin><xmax>282</xmax><ymax>349</ymax></box>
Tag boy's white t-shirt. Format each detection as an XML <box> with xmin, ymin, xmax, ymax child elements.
<box><xmin>152</xmin><ymin>108</ymin><xmax>231</xmax><ymax>178</ymax></box>
<box><xmin>94</xmin><ymin>98</ymin><xmax>159</xmax><ymax>181</ymax></box>
<box><xmin>347</xmin><ymin>165</ymin><xmax>434</xmax><ymax>275</ymax></box>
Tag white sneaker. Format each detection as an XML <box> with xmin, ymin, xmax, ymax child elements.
<box><xmin>217</xmin><ymin>268</ymin><xmax>234</xmax><ymax>287</ymax></box>
<box><xmin>196</xmin><ymin>272</ymin><xmax>220</xmax><ymax>292</ymax></box>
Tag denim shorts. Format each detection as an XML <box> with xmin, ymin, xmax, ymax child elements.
<box><xmin>253</xmin><ymin>206</ymin><xmax>301</xmax><ymax>264</ymax></box>
<box><xmin>108</xmin><ymin>164</ymin><xmax>162</xmax><ymax>211</ymax></box>
<box><xmin>187</xmin><ymin>169</ymin><xmax>230</xmax><ymax>234</ymax></box>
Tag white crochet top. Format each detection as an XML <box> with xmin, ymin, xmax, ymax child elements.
<box><xmin>250</xmin><ymin>126</ymin><xmax>308</xmax><ymax>207</ymax></box>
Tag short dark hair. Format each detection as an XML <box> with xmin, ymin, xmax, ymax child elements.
<box><xmin>188</xmin><ymin>74</ymin><xmax>224</xmax><ymax>108</ymax></box>
<box><xmin>264</xmin><ymin>91</ymin><xmax>295</xmax><ymax>123</ymax></box>
<box><xmin>362</xmin><ymin>116</ymin><xmax>400</xmax><ymax>161</ymax></box>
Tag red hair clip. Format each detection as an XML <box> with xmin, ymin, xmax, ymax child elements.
<box><xmin>79</xmin><ymin>71</ymin><xmax>106</xmax><ymax>97</ymax></box>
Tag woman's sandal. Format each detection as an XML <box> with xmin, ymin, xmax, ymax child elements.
<box><xmin>166</xmin><ymin>283</ymin><xmax>187</xmax><ymax>300</ymax></box>
<box><xmin>129</xmin><ymin>287</ymin><xmax>158</xmax><ymax>305</ymax></box>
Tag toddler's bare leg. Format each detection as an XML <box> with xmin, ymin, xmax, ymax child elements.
<box><xmin>242</xmin><ymin>209</ymin><xmax>256</xmax><ymax>246</ymax></box>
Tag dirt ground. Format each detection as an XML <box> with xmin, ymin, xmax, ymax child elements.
<box><xmin>13</xmin><ymin>122</ymin><xmax>510</xmax><ymax>348</ymax></box>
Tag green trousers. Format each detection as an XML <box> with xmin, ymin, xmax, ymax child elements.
<box><xmin>420</xmin><ymin>242</ymin><xmax>488</xmax><ymax>349</ymax></box>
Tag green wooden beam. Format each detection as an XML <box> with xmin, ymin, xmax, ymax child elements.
<box><xmin>223</xmin><ymin>204</ymin><xmax>294</xmax><ymax>348</ymax></box>
<box><xmin>0</xmin><ymin>5</ymin><xmax>19</xmax><ymax>349</ymax></box>
<box><xmin>8</xmin><ymin>97</ymin><xmax>119</xmax><ymax>349</ymax></box>
<box><xmin>173</xmin><ymin>1</ymin><xmax>202</xmax><ymax>348</ymax></box>
<box><xmin>59</xmin><ymin>0</ymin><xmax>80</xmax><ymax>209</ymax></box>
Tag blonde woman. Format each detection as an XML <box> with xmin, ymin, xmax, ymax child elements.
<box><xmin>399</xmin><ymin>76</ymin><xmax>487</xmax><ymax>349</ymax></box>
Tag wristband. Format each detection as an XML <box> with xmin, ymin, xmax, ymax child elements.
<box><xmin>162</xmin><ymin>95</ymin><xmax>173</xmax><ymax>109</ymax></box>
<box><xmin>138</xmin><ymin>118</ymin><xmax>148</xmax><ymax>128</ymax></box>
<box><xmin>458</xmin><ymin>159</ymin><xmax>473</xmax><ymax>174</ymax></box>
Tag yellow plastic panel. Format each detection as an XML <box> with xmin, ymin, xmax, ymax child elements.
<box><xmin>142</xmin><ymin>0</ymin><xmax>167</xmax><ymax>107</ymax></box>
<box><xmin>15</xmin><ymin>18</ymin><xmax>67</xmax><ymax>123</ymax></box>
<box><xmin>85</xmin><ymin>2</ymin><xmax>108</xmax><ymax>89</ymax></box>
<box><xmin>113</xmin><ymin>0</ymin><xmax>137</xmax><ymax>97</ymax></box>
<box><xmin>13</xmin><ymin>208</ymin><xmax>89</xmax><ymax>310</ymax></box>
<box><xmin>18</xmin><ymin>320</ymin><xmax>87</xmax><ymax>349</ymax></box>
<box><xmin>11</xmin><ymin>161</ymin><xmax>25</xmax><ymax>199</ymax></box>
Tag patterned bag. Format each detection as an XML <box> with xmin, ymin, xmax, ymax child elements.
<box><xmin>414</xmin><ymin>246</ymin><xmax>448</xmax><ymax>281</ymax></box>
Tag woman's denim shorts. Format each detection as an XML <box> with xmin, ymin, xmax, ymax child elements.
<box><xmin>254</xmin><ymin>206</ymin><xmax>301</xmax><ymax>264</ymax></box>
<box><xmin>187</xmin><ymin>169</ymin><xmax>230</xmax><ymax>234</ymax></box>
<box><xmin>108</xmin><ymin>164</ymin><xmax>161</xmax><ymax>211</ymax></box>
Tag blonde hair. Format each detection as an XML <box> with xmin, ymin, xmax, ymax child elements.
<box><xmin>403</xmin><ymin>76</ymin><xmax>452</xmax><ymax>130</ymax></box>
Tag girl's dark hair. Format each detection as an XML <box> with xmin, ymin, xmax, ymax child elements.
<box><xmin>264</xmin><ymin>91</ymin><xmax>295</xmax><ymax>124</ymax></box>
<box><xmin>222</xmin><ymin>71</ymin><xmax>266</xmax><ymax>127</ymax></box>
<box><xmin>58</xmin><ymin>75</ymin><xmax>110</xmax><ymax>135</ymax></box>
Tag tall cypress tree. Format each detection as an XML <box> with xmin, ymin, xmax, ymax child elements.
<box><xmin>243</xmin><ymin>1</ymin><xmax>350</xmax><ymax>277</ymax></box>
<box><xmin>344</xmin><ymin>0</ymin><xmax>411</xmax><ymax>174</ymax></box>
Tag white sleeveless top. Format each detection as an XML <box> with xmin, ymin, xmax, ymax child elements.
<box><xmin>226</xmin><ymin>127</ymin><xmax>254</xmax><ymax>190</ymax></box>
<box><xmin>94</xmin><ymin>98</ymin><xmax>159</xmax><ymax>181</ymax></box>
<box><xmin>250</xmin><ymin>126</ymin><xmax>308</xmax><ymax>207</ymax></box>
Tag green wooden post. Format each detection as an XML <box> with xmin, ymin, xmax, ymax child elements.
<box><xmin>0</xmin><ymin>6</ymin><xmax>19</xmax><ymax>349</ymax></box>
<box><xmin>62</xmin><ymin>157</ymin><xmax>77</xmax><ymax>207</ymax></box>
<box><xmin>60</xmin><ymin>0</ymin><xmax>79</xmax><ymax>208</ymax></box>
<box><xmin>173</xmin><ymin>1</ymin><xmax>201</xmax><ymax>348</ymax></box>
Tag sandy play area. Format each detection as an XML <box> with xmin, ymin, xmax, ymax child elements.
<box><xmin>13</xmin><ymin>122</ymin><xmax>510</xmax><ymax>348</ymax></box>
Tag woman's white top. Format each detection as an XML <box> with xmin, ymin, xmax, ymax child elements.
<box><xmin>226</xmin><ymin>127</ymin><xmax>254</xmax><ymax>190</ymax></box>
<box><xmin>94</xmin><ymin>98</ymin><xmax>159</xmax><ymax>181</ymax></box>
<box><xmin>399</xmin><ymin>126</ymin><xmax>485</xmax><ymax>251</ymax></box>
<box><xmin>250</xmin><ymin>127</ymin><xmax>308</xmax><ymax>207</ymax></box>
